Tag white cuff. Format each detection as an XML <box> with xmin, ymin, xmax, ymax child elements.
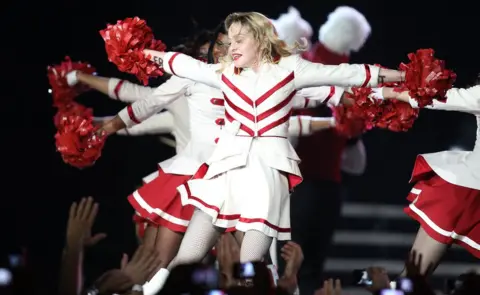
<box><xmin>131</xmin><ymin>284</ymin><xmax>143</xmax><ymax>292</ymax></box>
<box><xmin>408</xmin><ymin>97</ymin><xmax>419</xmax><ymax>108</ymax></box>
<box><xmin>162</xmin><ymin>52</ymin><xmax>177</xmax><ymax>75</ymax></box>
<box><xmin>118</xmin><ymin>107</ymin><xmax>137</xmax><ymax>128</ymax></box>
<box><xmin>371</xmin><ymin>87</ymin><xmax>384</xmax><ymax>100</ymax></box>
<box><xmin>290</xmin><ymin>116</ymin><xmax>313</xmax><ymax>136</ymax></box>
<box><xmin>367</xmin><ymin>65</ymin><xmax>381</xmax><ymax>87</ymax></box>
<box><xmin>328</xmin><ymin>86</ymin><xmax>345</xmax><ymax>107</ymax></box>
<box><xmin>66</xmin><ymin>70</ymin><xmax>78</xmax><ymax>86</ymax></box>
<box><xmin>108</xmin><ymin>78</ymin><xmax>123</xmax><ymax>99</ymax></box>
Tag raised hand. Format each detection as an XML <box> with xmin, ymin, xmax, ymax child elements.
<box><xmin>66</xmin><ymin>197</ymin><xmax>106</xmax><ymax>249</ymax></box>
<box><xmin>121</xmin><ymin>245</ymin><xmax>161</xmax><ymax>284</ymax></box>
<box><xmin>278</xmin><ymin>241</ymin><xmax>304</xmax><ymax>294</ymax></box>
<box><xmin>366</xmin><ymin>266</ymin><xmax>390</xmax><ymax>292</ymax></box>
<box><xmin>216</xmin><ymin>233</ymin><xmax>240</xmax><ymax>288</ymax></box>
<box><xmin>404</xmin><ymin>251</ymin><xmax>435</xmax><ymax>295</ymax></box>
<box><xmin>314</xmin><ymin>278</ymin><xmax>342</xmax><ymax>295</ymax></box>
<box><xmin>280</xmin><ymin>241</ymin><xmax>304</xmax><ymax>279</ymax></box>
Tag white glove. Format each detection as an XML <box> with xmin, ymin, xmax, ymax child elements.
<box><xmin>66</xmin><ymin>70</ymin><xmax>79</xmax><ymax>86</ymax></box>
<box><xmin>370</xmin><ymin>87</ymin><xmax>384</xmax><ymax>100</ymax></box>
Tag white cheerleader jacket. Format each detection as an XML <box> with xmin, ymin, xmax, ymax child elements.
<box><xmin>159</xmin><ymin>52</ymin><xmax>379</xmax><ymax>180</ymax></box>
<box><xmin>409</xmin><ymin>86</ymin><xmax>480</xmax><ymax>190</ymax></box>
<box><xmin>107</xmin><ymin>78</ymin><xmax>190</xmax><ymax>153</ymax></box>
<box><xmin>116</xmin><ymin>73</ymin><xmax>338</xmax><ymax>176</ymax></box>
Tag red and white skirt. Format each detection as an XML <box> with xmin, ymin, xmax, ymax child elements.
<box><xmin>128</xmin><ymin>168</ymin><xmax>194</xmax><ymax>233</ymax></box>
<box><xmin>177</xmin><ymin>152</ymin><xmax>302</xmax><ymax>241</ymax></box>
<box><xmin>404</xmin><ymin>155</ymin><xmax>480</xmax><ymax>258</ymax></box>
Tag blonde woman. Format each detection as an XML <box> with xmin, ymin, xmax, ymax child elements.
<box><xmin>100</xmin><ymin>11</ymin><xmax>405</xmax><ymax>292</ymax></box>
<box><xmin>144</xmin><ymin>11</ymin><xmax>403</xmax><ymax>260</ymax></box>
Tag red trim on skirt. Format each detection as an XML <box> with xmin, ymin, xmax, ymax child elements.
<box><xmin>188</xmin><ymin>163</ymin><xmax>293</xmax><ymax>235</ymax></box>
<box><xmin>404</xmin><ymin>155</ymin><xmax>480</xmax><ymax>258</ymax></box>
<box><xmin>129</xmin><ymin>168</ymin><xmax>194</xmax><ymax>233</ymax></box>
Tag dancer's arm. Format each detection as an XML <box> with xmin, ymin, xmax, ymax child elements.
<box><xmin>288</xmin><ymin>116</ymin><xmax>335</xmax><ymax>137</ymax></box>
<box><xmin>294</xmin><ymin>85</ymin><xmax>358</xmax><ymax>108</ymax></box>
<box><xmin>98</xmin><ymin>77</ymin><xmax>189</xmax><ymax>135</ymax></box>
<box><xmin>116</xmin><ymin>112</ymin><xmax>174</xmax><ymax>136</ymax></box>
<box><xmin>292</xmin><ymin>54</ymin><xmax>404</xmax><ymax>89</ymax></box>
<box><xmin>383</xmin><ymin>86</ymin><xmax>480</xmax><ymax>114</ymax></box>
<box><xmin>69</xmin><ymin>71</ymin><xmax>156</xmax><ymax>103</ymax></box>
<box><xmin>292</xmin><ymin>86</ymin><xmax>347</xmax><ymax>108</ymax></box>
<box><xmin>144</xmin><ymin>50</ymin><xmax>222</xmax><ymax>88</ymax></box>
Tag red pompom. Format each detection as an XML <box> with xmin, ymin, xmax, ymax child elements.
<box><xmin>399</xmin><ymin>49</ymin><xmax>456</xmax><ymax>108</ymax></box>
<box><xmin>55</xmin><ymin>115</ymin><xmax>106</xmax><ymax>169</ymax></box>
<box><xmin>100</xmin><ymin>17</ymin><xmax>167</xmax><ymax>85</ymax></box>
<box><xmin>332</xmin><ymin>105</ymin><xmax>367</xmax><ymax>138</ymax></box>
<box><xmin>345</xmin><ymin>88</ymin><xmax>379</xmax><ymax>130</ymax></box>
<box><xmin>54</xmin><ymin>102</ymin><xmax>93</xmax><ymax>128</ymax></box>
<box><xmin>375</xmin><ymin>100</ymin><xmax>419</xmax><ymax>132</ymax></box>
<box><xmin>47</xmin><ymin>56</ymin><xmax>96</xmax><ymax>107</ymax></box>
<box><xmin>347</xmin><ymin>86</ymin><xmax>419</xmax><ymax>132</ymax></box>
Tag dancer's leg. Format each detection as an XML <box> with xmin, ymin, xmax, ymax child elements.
<box><xmin>143</xmin><ymin>210</ymin><xmax>223</xmax><ymax>295</ymax></box>
<box><xmin>153</xmin><ymin>226</ymin><xmax>183</xmax><ymax>268</ymax></box>
<box><xmin>141</xmin><ymin>225</ymin><xmax>158</xmax><ymax>247</ymax></box>
<box><xmin>240</xmin><ymin>230</ymin><xmax>273</xmax><ymax>262</ymax></box>
<box><xmin>168</xmin><ymin>209</ymin><xmax>224</xmax><ymax>269</ymax></box>
<box><xmin>399</xmin><ymin>227</ymin><xmax>449</xmax><ymax>277</ymax></box>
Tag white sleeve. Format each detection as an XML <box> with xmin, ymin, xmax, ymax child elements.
<box><xmin>117</xmin><ymin>76</ymin><xmax>189</xmax><ymax>127</ymax></box>
<box><xmin>107</xmin><ymin>78</ymin><xmax>156</xmax><ymax>103</ymax></box>
<box><xmin>294</xmin><ymin>86</ymin><xmax>345</xmax><ymax>107</ymax></box>
<box><xmin>341</xmin><ymin>139</ymin><xmax>367</xmax><ymax>175</ymax></box>
<box><xmin>288</xmin><ymin>116</ymin><xmax>313</xmax><ymax>137</ymax></box>
<box><xmin>117</xmin><ymin>112</ymin><xmax>174</xmax><ymax>136</ymax></box>
<box><xmin>162</xmin><ymin>52</ymin><xmax>222</xmax><ymax>89</ymax></box>
<box><xmin>292</xmin><ymin>54</ymin><xmax>380</xmax><ymax>89</ymax></box>
<box><xmin>408</xmin><ymin>86</ymin><xmax>480</xmax><ymax>115</ymax></box>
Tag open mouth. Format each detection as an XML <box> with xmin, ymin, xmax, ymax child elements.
<box><xmin>232</xmin><ymin>54</ymin><xmax>242</xmax><ymax>61</ymax></box>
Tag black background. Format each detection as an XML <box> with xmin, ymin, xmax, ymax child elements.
<box><xmin>1</xmin><ymin>0</ymin><xmax>477</xmax><ymax>291</ymax></box>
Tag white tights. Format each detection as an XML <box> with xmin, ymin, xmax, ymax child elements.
<box><xmin>168</xmin><ymin>209</ymin><xmax>273</xmax><ymax>270</ymax></box>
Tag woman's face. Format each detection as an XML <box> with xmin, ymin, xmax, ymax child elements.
<box><xmin>228</xmin><ymin>23</ymin><xmax>260</xmax><ymax>68</ymax></box>
<box><xmin>212</xmin><ymin>33</ymin><xmax>229</xmax><ymax>62</ymax></box>
<box><xmin>198</xmin><ymin>33</ymin><xmax>229</xmax><ymax>63</ymax></box>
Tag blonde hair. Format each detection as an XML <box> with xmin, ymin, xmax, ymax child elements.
<box><xmin>220</xmin><ymin>12</ymin><xmax>306</xmax><ymax>70</ymax></box>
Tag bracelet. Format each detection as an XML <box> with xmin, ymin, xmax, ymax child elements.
<box><xmin>132</xmin><ymin>284</ymin><xmax>143</xmax><ymax>292</ymax></box>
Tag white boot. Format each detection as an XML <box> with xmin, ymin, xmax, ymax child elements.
<box><xmin>142</xmin><ymin>268</ymin><xmax>170</xmax><ymax>295</ymax></box>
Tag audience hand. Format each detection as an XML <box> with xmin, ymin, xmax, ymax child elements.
<box><xmin>280</xmin><ymin>241</ymin><xmax>304</xmax><ymax>279</ymax></box>
<box><xmin>403</xmin><ymin>251</ymin><xmax>435</xmax><ymax>295</ymax></box>
<box><xmin>66</xmin><ymin>197</ymin><xmax>106</xmax><ymax>250</ymax></box>
<box><xmin>94</xmin><ymin>269</ymin><xmax>134</xmax><ymax>294</ymax></box>
<box><xmin>278</xmin><ymin>241</ymin><xmax>303</xmax><ymax>294</ymax></box>
<box><xmin>366</xmin><ymin>266</ymin><xmax>390</xmax><ymax>293</ymax></box>
<box><xmin>121</xmin><ymin>245</ymin><xmax>161</xmax><ymax>284</ymax></box>
<box><xmin>216</xmin><ymin>233</ymin><xmax>240</xmax><ymax>288</ymax></box>
<box><xmin>314</xmin><ymin>278</ymin><xmax>342</xmax><ymax>295</ymax></box>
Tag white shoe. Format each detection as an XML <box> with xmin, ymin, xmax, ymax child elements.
<box><xmin>143</xmin><ymin>268</ymin><xmax>170</xmax><ymax>295</ymax></box>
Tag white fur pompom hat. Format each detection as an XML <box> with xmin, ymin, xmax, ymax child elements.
<box><xmin>319</xmin><ymin>6</ymin><xmax>371</xmax><ymax>55</ymax></box>
<box><xmin>270</xmin><ymin>7</ymin><xmax>313</xmax><ymax>47</ymax></box>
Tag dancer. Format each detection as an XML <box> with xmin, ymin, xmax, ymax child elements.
<box><xmin>94</xmin><ymin>18</ymin><xmax>358</xmax><ymax>294</ymax></box>
<box><xmin>123</xmin><ymin>11</ymin><xmax>403</xmax><ymax>280</ymax></box>
<box><xmin>271</xmin><ymin>6</ymin><xmax>372</xmax><ymax>293</ymax></box>
<box><xmin>375</xmin><ymin>85</ymin><xmax>480</xmax><ymax>275</ymax></box>
<box><xmin>65</xmin><ymin>29</ymin><xmax>216</xmax><ymax>239</ymax></box>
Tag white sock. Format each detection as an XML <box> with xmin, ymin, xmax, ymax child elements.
<box><xmin>142</xmin><ymin>268</ymin><xmax>170</xmax><ymax>295</ymax></box>
<box><xmin>269</xmin><ymin>238</ymin><xmax>278</xmax><ymax>268</ymax></box>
